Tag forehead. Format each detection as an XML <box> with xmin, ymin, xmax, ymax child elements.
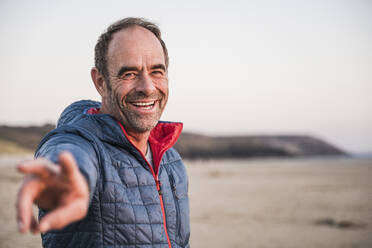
<box><xmin>107</xmin><ymin>26</ymin><xmax>165</xmax><ymax>69</ymax></box>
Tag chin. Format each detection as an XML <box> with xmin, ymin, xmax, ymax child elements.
<box><xmin>128</xmin><ymin>118</ymin><xmax>159</xmax><ymax>133</ymax></box>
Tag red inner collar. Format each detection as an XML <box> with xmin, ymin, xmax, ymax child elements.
<box><xmin>87</xmin><ymin>107</ymin><xmax>183</xmax><ymax>175</ymax></box>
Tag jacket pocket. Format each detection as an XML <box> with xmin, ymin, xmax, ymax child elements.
<box><xmin>169</xmin><ymin>173</ymin><xmax>190</xmax><ymax>247</ymax></box>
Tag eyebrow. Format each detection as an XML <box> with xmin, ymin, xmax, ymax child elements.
<box><xmin>151</xmin><ymin>64</ymin><xmax>166</xmax><ymax>71</ymax></box>
<box><xmin>116</xmin><ymin>64</ymin><xmax>167</xmax><ymax>78</ymax></box>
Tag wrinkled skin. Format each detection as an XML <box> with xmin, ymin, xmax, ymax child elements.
<box><xmin>92</xmin><ymin>26</ymin><xmax>169</xmax><ymax>153</ymax></box>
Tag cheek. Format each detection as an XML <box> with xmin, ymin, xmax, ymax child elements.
<box><xmin>113</xmin><ymin>84</ymin><xmax>131</xmax><ymax>101</ymax></box>
<box><xmin>157</xmin><ymin>80</ymin><xmax>169</xmax><ymax>96</ymax></box>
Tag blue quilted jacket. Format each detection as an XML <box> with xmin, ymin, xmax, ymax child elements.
<box><xmin>36</xmin><ymin>100</ymin><xmax>190</xmax><ymax>248</ymax></box>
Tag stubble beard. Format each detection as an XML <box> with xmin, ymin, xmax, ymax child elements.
<box><xmin>109</xmin><ymin>89</ymin><xmax>167</xmax><ymax>133</ymax></box>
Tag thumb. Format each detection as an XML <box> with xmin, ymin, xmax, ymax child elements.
<box><xmin>39</xmin><ymin>199</ymin><xmax>88</xmax><ymax>232</ymax></box>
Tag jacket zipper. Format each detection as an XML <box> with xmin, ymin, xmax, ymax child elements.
<box><xmin>117</xmin><ymin>122</ymin><xmax>172</xmax><ymax>248</ymax></box>
<box><xmin>145</xmin><ymin>160</ymin><xmax>172</xmax><ymax>248</ymax></box>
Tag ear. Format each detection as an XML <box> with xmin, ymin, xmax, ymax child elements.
<box><xmin>91</xmin><ymin>67</ymin><xmax>108</xmax><ymax>97</ymax></box>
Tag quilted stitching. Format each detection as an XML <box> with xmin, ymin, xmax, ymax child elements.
<box><xmin>37</xmin><ymin>100</ymin><xmax>190</xmax><ymax>248</ymax></box>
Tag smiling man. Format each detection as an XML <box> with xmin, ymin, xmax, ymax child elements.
<box><xmin>16</xmin><ymin>17</ymin><xmax>190</xmax><ymax>248</ymax></box>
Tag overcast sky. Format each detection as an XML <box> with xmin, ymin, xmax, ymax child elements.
<box><xmin>0</xmin><ymin>0</ymin><xmax>371</xmax><ymax>153</ymax></box>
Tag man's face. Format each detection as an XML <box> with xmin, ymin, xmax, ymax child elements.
<box><xmin>103</xmin><ymin>26</ymin><xmax>168</xmax><ymax>133</ymax></box>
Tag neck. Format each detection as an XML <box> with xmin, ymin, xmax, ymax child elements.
<box><xmin>125</xmin><ymin>129</ymin><xmax>150</xmax><ymax>155</ymax></box>
<box><xmin>99</xmin><ymin>100</ymin><xmax>150</xmax><ymax>155</ymax></box>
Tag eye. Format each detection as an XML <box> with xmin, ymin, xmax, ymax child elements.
<box><xmin>122</xmin><ymin>72</ymin><xmax>137</xmax><ymax>80</ymax></box>
<box><xmin>152</xmin><ymin>70</ymin><xmax>164</xmax><ymax>77</ymax></box>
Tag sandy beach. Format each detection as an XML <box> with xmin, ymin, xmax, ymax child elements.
<box><xmin>1</xmin><ymin>155</ymin><xmax>371</xmax><ymax>248</ymax></box>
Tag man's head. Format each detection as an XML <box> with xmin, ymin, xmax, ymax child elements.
<box><xmin>91</xmin><ymin>17</ymin><xmax>169</xmax><ymax>134</ymax></box>
<box><xmin>94</xmin><ymin>18</ymin><xmax>169</xmax><ymax>84</ymax></box>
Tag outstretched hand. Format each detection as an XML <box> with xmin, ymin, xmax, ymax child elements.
<box><xmin>16</xmin><ymin>151</ymin><xmax>89</xmax><ymax>234</ymax></box>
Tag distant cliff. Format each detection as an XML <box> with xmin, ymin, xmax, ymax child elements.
<box><xmin>0</xmin><ymin>125</ymin><xmax>348</xmax><ymax>158</ymax></box>
<box><xmin>174</xmin><ymin>132</ymin><xmax>348</xmax><ymax>159</ymax></box>
<box><xmin>0</xmin><ymin>124</ymin><xmax>55</xmax><ymax>151</ymax></box>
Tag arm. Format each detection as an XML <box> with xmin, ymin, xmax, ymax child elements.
<box><xmin>16</xmin><ymin>134</ymin><xmax>98</xmax><ymax>234</ymax></box>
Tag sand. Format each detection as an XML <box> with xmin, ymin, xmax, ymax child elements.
<box><xmin>1</xmin><ymin>155</ymin><xmax>371</xmax><ymax>248</ymax></box>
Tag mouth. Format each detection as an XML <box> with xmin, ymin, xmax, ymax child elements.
<box><xmin>128</xmin><ymin>100</ymin><xmax>157</xmax><ymax>110</ymax></box>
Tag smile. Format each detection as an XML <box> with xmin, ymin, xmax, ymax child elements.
<box><xmin>129</xmin><ymin>101</ymin><xmax>156</xmax><ymax>110</ymax></box>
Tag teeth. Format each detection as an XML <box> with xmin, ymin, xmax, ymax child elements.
<box><xmin>132</xmin><ymin>101</ymin><xmax>155</xmax><ymax>107</ymax></box>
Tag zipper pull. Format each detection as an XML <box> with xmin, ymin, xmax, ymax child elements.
<box><xmin>156</xmin><ymin>179</ymin><xmax>162</xmax><ymax>195</ymax></box>
<box><xmin>169</xmin><ymin>173</ymin><xmax>179</xmax><ymax>199</ymax></box>
<box><xmin>173</xmin><ymin>185</ymin><xmax>179</xmax><ymax>200</ymax></box>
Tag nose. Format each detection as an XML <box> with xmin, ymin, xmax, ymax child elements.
<box><xmin>136</xmin><ymin>72</ymin><xmax>156</xmax><ymax>96</ymax></box>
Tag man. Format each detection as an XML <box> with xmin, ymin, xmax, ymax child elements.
<box><xmin>16</xmin><ymin>17</ymin><xmax>190</xmax><ymax>248</ymax></box>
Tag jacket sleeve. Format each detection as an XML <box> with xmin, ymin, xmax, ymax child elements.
<box><xmin>35</xmin><ymin>132</ymin><xmax>99</xmax><ymax>204</ymax></box>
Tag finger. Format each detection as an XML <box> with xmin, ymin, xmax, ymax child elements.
<box><xmin>16</xmin><ymin>177</ymin><xmax>43</xmax><ymax>233</ymax></box>
<box><xmin>30</xmin><ymin>215</ymin><xmax>39</xmax><ymax>234</ymax></box>
<box><xmin>17</xmin><ymin>158</ymin><xmax>59</xmax><ymax>178</ymax></box>
<box><xmin>59</xmin><ymin>152</ymin><xmax>89</xmax><ymax>195</ymax></box>
<box><xmin>58</xmin><ymin>152</ymin><xmax>78</xmax><ymax>178</ymax></box>
<box><xmin>39</xmin><ymin>200</ymin><xmax>88</xmax><ymax>232</ymax></box>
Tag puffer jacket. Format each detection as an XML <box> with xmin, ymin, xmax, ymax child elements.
<box><xmin>35</xmin><ymin>100</ymin><xmax>190</xmax><ymax>248</ymax></box>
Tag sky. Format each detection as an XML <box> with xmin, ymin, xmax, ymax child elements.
<box><xmin>0</xmin><ymin>0</ymin><xmax>371</xmax><ymax>153</ymax></box>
